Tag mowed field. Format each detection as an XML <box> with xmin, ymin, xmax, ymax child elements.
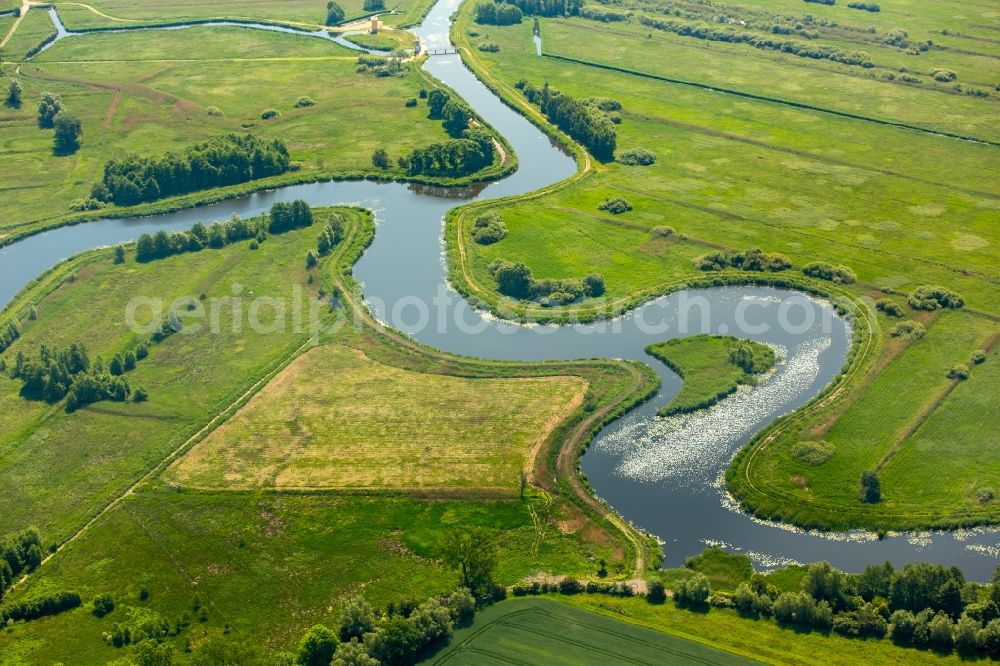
<box><xmin>451</xmin><ymin>0</ymin><xmax>1000</xmax><ymax>531</ymax></box>
<box><xmin>49</xmin><ymin>0</ymin><xmax>436</xmax><ymax>30</ymax></box>
<box><xmin>0</xmin><ymin>18</ymin><xmax>453</xmax><ymax>242</ymax></box>
<box><xmin>168</xmin><ymin>345</ymin><xmax>587</xmax><ymax>490</ymax></box>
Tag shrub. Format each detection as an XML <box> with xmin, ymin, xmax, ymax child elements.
<box><xmin>802</xmin><ymin>261</ymin><xmax>856</xmax><ymax>284</ymax></box>
<box><xmin>478</xmin><ymin>42</ymin><xmax>500</xmax><ymax>52</ymax></box>
<box><xmin>875</xmin><ymin>298</ymin><xmax>902</xmax><ymax>317</ymax></box>
<box><xmin>558</xmin><ymin>578</ymin><xmax>582</xmax><ymax>595</ymax></box>
<box><xmin>92</xmin><ymin>593</ymin><xmax>115</xmax><ymax>617</ymax></box>
<box><xmin>206</xmin><ymin>106</ymin><xmax>223</xmax><ymax>116</ymax></box>
<box><xmin>582</xmin><ymin>273</ymin><xmax>606</xmax><ymax>297</ymax></box>
<box><xmin>294</xmin><ymin>96</ymin><xmax>316</xmax><ymax>108</ymax></box>
<box><xmin>646</xmin><ymin>580</ymin><xmax>667</xmax><ymax>604</ymax></box>
<box><xmin>651</xmin><ymin>225</ymin><xmax>675</xmax><ymax>237</ymax></box>
<box><xmin>696</xmin><ymin>248</ymin><xmax>791</xmax><ymax>272</ymax></box>
<box><xmin>113</xmin><ymin>245</ymin><xmax>126</xmax><ymax>264</ymax></box>
<box><xmin>471</xmin><ymin>212</ymin><xmax>508</xmax><ymax>244</ymax></box>
<box><xmin>909</xmin><ymin>285</ymin><xmax>964</xmax><ymax>310</ymax></box>
<box><xmin>372</xmin><ymin>148</ymin><xmax>390</xmax><ymax>169</ymax></box>
<box><xmin>889</xmin><ymin>320</ymin><xmax>925</xmax><ymax>339</ymax></box>
<box><xmin>618</xmin><ymin>147</ymin><xmax>656</xmax><ymax>166</ymax></box>
<box><xmin>948</xmin><ymin>364</ymin><xmax>969</xmax><ymax>380</ymax></box>
<box><xmin>598</xmin><ymin>197</ymin><xmax>632</xmax><ymax>214</ymax></box>
<box><xmin>260</xmin><ymin>108</ymin><xmax>280</xmax><ymax>120</ymax></box>
<box><xmin>860</xmin><ymin>471</ymin><xmax>881</xmax><ymax>503</ymax></box>
<box><xmin>404</xmin><ymin>97</ymin><xmax>418</xmax><ymax>107</ymax></box>
<box><xmin>792</xmin><ymin>440</ymin><xmax>834</xmax><ymax>465</ymax></box>
<box><xmin>675</xmin><ymin>573</ymin><xmax>711</xmax><ymax>606</ymax></box>
<box><xmin>971</xmin><ymin>349</ymin><xmax>987</xmax><ymax>364</ymax></box>
<box><xmin>930</xmin><ymin>68</ymin><xmax>958</xmax><ymax>82</ymax></box>
<box><xmin>847</xmin><ymin>2</ymin><xmax>880</xmax><ymax>12</ymax></box>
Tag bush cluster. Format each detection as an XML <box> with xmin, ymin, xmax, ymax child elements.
<box><xmin>93</xmin><ymin>134</ymin><xmax>289</xmax><ymax>207</ymax></box>
<box><xmin>580</xmin><ymin>6</ymin><xmax>630</xmax><ymax>22</ymax></box>
<box><xmin>695</xmin><ymin>248</ymin><xmax>792</xmax><ymax>272</ymax></box>
<box><xmin>889</xmin><ymin>320</ymin><xmax>925</xmax><ymax>339</ymax></box>
<box><xmin>516</xmin><ymin>81</ymin><xmax>617</xmax><ymax>161</ymax></box>
<box><xmin>512</xmin><ymin>579</ymin><xmax>635</xmax><ymax>597</ymax></box>
<box><xmin>847</xmin><ymin>2</ymin><xmax>880</xmax><ymax>11</ymax></box>
<box><xmin>802</xmin><ymin>261</ymin><xmax>856</xmax><ymax>284</ymax></box>
<box><xmin>617</xmin><ymin>147</ymin><xmax>656</xmax><ymax>165</ymax></box>
<box><xmin>598</xmin><ymin>197</ymin><xmax>632</xmax><ymax>214</ymax></box>
<box><xmin>489</xmin><ymin>260</ymin><xmax>605</xmax><ymax>306</ymax></box>
<box><xmin>875</xmin><ymin>298</ymin><xmax>902</xmax><ymax>317</ymax></box>
<box><xmin>471</xmin><ymin>212</ymin><xmax>508</xmax><ymax>244</ymax></box>
<box><xmin>908</xmin><ymin>285</ymin><xmax>963</xmax><ymax>311</ymax></box>
<box><xmin>477</xmin><ymin>41</ymin><xmax>501</xmax><ymax>52</ymax></box>
<box><xmin>355</xmin><ymin>54</ymin><xmax>404</xmax><ymax>78</ymax></box>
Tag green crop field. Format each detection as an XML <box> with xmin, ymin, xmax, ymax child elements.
<box><xmin>0</xmin><ymin>18</ymin><xmax>477</xmax><ymax>243</ymax></box>
<box><xmin>451</xmin><ymin>0</ymin><xmax>1000</xmax><ymax>532</ymax></box>
<box><xmin>49</xmin><ymin>0</ymin><xmax>436</xmax><ymax>30</ymax></box>
<box><xmin>429</xmin><ymin>597</ymin><xmax>756</xmax><ymax>665</ymax></box>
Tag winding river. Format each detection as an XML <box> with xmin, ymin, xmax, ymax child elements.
<box><xmin>2</xmin><ymin>0</ymin><xmax>997</xmax><ymax>579</ymax></box>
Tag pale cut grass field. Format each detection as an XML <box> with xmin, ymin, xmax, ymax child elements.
<box><xmin>168</xmin><ymin>345</ymin><xmax>588</xmax><ymax>490</ymax></box>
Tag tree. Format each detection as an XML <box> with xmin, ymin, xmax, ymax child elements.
<box><xmin>338</xmin><ymin>596</ymin><xmax>375</xmax><ymax>642</ymax></box>
<box><xmin>646</xmin><ymin>580</ymin><xmax>667</xmax><ymax>604</ymax></box>
<box><xmin>37</xmin><ymin>92</ymin><xmax>62</xmax><ymax>128</ymax></box>
<box><xmin>426</xmin><ymin>89</ymin><xmax>450</xmax><ymax>118</ymax></box>
<box><xmin>372</xmin><ymin>148</ymin><xmax>390</xmax><ymax>169</ymax></box>
<box><xmin>325</xmin><ymin>1</ymin><xmax>346</xmax><ymax>25</ymax></box>
<box><xmin>802</xmin><ymin>561</ymin><xmax>849</xmax><ymax>611</ymax></box>
<box><xmin>53</xmin><ymin>111</ymin><xmax>83</xmax><ymax>154</ymax></box>
<box><xmin>441</xmin><ymin>100</ymin><xmax>471</xmax><ymax>137</ymax></box>
<box><xmin>6</xmin><ymin>79</ymin><xmax>22</xmax><ymax>108</ymax></box>
<box><xmin>297</xmin><ymin>624</ymin><xmax>337</xmax><ymax>666</ymax></box>
<box><xmin>675</xmin><ymin>574</ymin><xmax>711</xmax><ymax>606</ymax></box>
<box><xmin>860</xmin><ymin>470</ymin><xmax>881</xmax><ymax>503</ymax></box>
<box><xmin>91</xmin><ymin>593</ymin><xmax>115</xmax><ymax>617</ymax></box>
<box><xmin>489</xmin><ymin>260</ymin><xmax>533</xmax><ymax>299</ymax></box>
<box><xmin>442</xmin><ymin>527</ymin><xmax>498</xmax><ymax>599</ymax></box>
<box><xmin>332</xmin><ymin>639</ymin><xmax>377</xmax><ymax>666</ymax></box>
<box><xmin>856</xmin><ymin>561</ymin><xmax>894</xmax><ymax>602</ymax></box>
<box><xmin>113</xmin><ymin>245</ymin><xmax>126</xmax><ymax>264</ymax></box>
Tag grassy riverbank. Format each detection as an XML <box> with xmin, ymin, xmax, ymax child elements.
<box><xmin>448</xmin><ymin>0</ymin><xmax>1000</xmax><ymax>533</ymax></box>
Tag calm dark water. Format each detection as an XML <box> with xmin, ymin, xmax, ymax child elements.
<box><xmin>1</xmin><ymin>0</ymin><xmax>996</xmax><ymax>579</ymax></box>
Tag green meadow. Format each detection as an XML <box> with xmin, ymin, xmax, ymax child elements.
<box><xmin>50</xmin><ymin>0</ymin><xmax>435</xmax><ymax>30</ymax></box>
<box><xmin>451</xmin><ymin>1</ymin><xmax>999</xmax><ymax>531</ymax></box>
<box><xmin>0</xmin><ymin>20</ymin><xmax>469</xmax><ymax>243</ymax></box>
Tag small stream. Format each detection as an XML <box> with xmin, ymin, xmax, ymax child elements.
<box><xmin>2</xmin><ymin>0</ymin><xmax>997</xmax><ymax>579</ymax></box>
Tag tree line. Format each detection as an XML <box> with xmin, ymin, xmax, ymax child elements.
<box><xmin>637</xmin><ymin>15</ymin><xmax>876</xmax><ymax>68</ymax></box>
<box><xmin>0</xmin><ymin>529</ymin><xmax>43</xmax><ymax>603</ymax></box>
<box><xmin>695</xmin><ymin>248</ymin><xmax>792</xmax><ymax>272</ymax></box>
<box><xmin>515</xmin><ymin>81</ymin><xmax>618</xmax><ymax>161</ymax></box>
<box><xmin>93</xmin><ymin>133</ymin><xmax>291</xmax><ymax>207</ymax></box>
<box><xmin>134</xmin><ymin>201</ymin><xmax>313</xmax><ymax>263</ymax></box>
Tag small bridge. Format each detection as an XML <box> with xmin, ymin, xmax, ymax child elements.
<box><xmin>425</xmin><ymin>47</ymin><xmax>459</xmax><ymax>56</ymax></box>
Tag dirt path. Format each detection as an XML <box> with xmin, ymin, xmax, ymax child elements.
<box><xmin>57</xmin><ymin>1</ymin><xmax>136</xmax><ymax>23</ymax></box>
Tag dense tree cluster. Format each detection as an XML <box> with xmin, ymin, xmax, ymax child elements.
<box><xmin>399</xmin><ymin>129</ymin><xmax>495</xmax><ymax>178</ymax></box>
<box><xmin>137</xmin><ymin>215</ymin><xmax>263</xmax><ymax>263</ymax></box>
<box><xmin>0</xmin><ymin>590</ymin><xmax>81</xmax><ymax>624</ymax></box>
<box><xmin>908</xmin><ymin>285</ymin><xmax>964</xmax><ymax>311</ymax></box>
<box><xmin>0</xmin><ymin>321</ymin><xmax>20</xmax><ymax>355</ymax></box>
<box><xmin>637</xmin><ymin>16</ymin><xmax>875</xmax><ymax>68</ymax></box>
<box><xmin>471</xmin><ymin>212</ymin><xmax>508</xmax><ymax>244</ymax></box>
<box><xmin>0</xmin><ymin>529</ymin><xmax>43</xmax><ymax>603</ymax></box>
<box><xmin>489</xmin><ymin>259</ymin><xmax>605</xmax><ymax>306</ymax></box>
<box><xmin>515</xmin><ymin>81</ymin><xmax>618</xmax><ymax>160</ymax></box>
<box><xmin>9</xmin><ymin>342</ymin><xmax>143</xmax><ymax>411</ymax></box>
<box><xmin>502</xmin><ymin>0</ymin><xmax>581</xmax><ymax>17</ymax></box>
<box><xmin>268</xmin><ymin>200</ymin><xmax>314</xmax><ymax>233</ymax></box>
<box><xmin>326</xmin><ymin>0</ymin><xmax>346</xmax><ymax>25</ymax></box>
<box><xmin>721</xmin><ymin>558</ymin><xmax>1000</xmax><ymax>654</ymax></box>
<box><xmin>474</xmin><ymin>1</ymin><xmax>523</xmax><ymax>25</ymax></box>
<box><xmin>293</xmin><ymin>588</ymin><xmax>479</xmax><ymax>666</ymax></box>
<box><xmin>94</xmin><ymin>134</ymin><xmax>290</xmax><ymax>206</ymax></box>
<box><xmin>695</xmin><ymin>248</ymin><xmax>792</xmax><ymax>272</ymax></box>
<box><xmin>802</xmin><ymin>261</ymin><xmax>856</xmax><ymax>284</ymax></box>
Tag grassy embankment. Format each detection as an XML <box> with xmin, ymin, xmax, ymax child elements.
<box><xmin>447</xmin><ymin>1</ymin><xmax>1000</xmax><ymax>532</ymax></box>
<box><xmin>49</xmin><ymin>0</ymin><xmax>436</xmax><ymax>30</ymax></box>
<box><xmin>645</xmin><ymin>335</ymin><xmax>776</xmax><ymax>416</ymax></box>
<box><xmin>0</xmin><ymin>206</ymin><xmax>653</xmax><ymax>662</ymax></box>
<box><xmin>0</xmin><ymin>15</ymin><xmax>511</xmax><ymax>245</ymax></box>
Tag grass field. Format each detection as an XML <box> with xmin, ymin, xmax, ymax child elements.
<box><xmin>0</xmin><ymin>19</ymin><xmax>490</xmax><ymax>243</ymax></box>
<box><xmin>0</xmin><ymin>6</ymin><xmax>55</xmax><ymax>60</ymax></box>
<box><xmin>50</xmin><ymin>0</ymin><xmax>436</xmax><ymax>30</ymax></box>
<box><xmin>428</xmin><ymin>597</ymin><xmax>755</xmax><ymax>665</ymax></box>
<box><xmin>646</xmin><ymin>335</ymin><xmax>775</xmax><ymax>416</ymax></box>
<box><xmin>167</xmin><ymin>345</ymin><xmax>587</xmax><ymax>490</ymax></box>
<box><xmin>0</xmin><ymin>492</ymin><xmax>620</xmax><ymax>664</ymax></box>
<box><xmin>450</xmin><ymin>1</ymin><xmax>1000</xmax><ymax>532</ymax></box>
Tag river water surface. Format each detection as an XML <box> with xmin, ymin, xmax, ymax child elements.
<box><xmin>1</xmin><ymin>0</ymin><xmax>997</xmax><ymax>579</ymax></box>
